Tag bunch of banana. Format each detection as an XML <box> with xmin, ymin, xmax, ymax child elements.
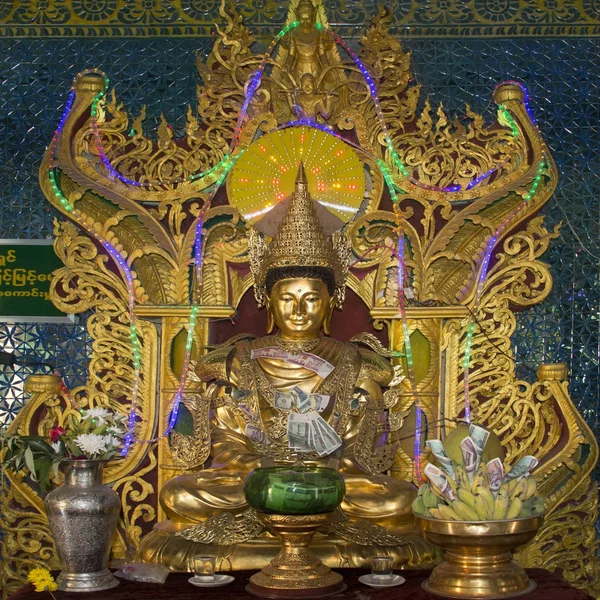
<box><xmin>412</xmin><ymin>483</ymin><xmax>443</xmax><ymax>517</ymax></box>
<box><xmin>412</xmin><ymin>424</ymin><xmax>545</xmax><ymax>521</ymax></box>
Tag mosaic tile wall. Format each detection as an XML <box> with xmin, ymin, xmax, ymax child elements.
<box><xmin>0</xmin><ymin>36</ymin><xmax>598</xmax><ymax>478</ymax></box>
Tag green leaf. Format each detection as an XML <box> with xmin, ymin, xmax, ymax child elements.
<box><xmin>66</xmin><ymin>441</ymin><xmax>81</xmax><ymax>457</ymax></box>
<box><xmin>3</xmin><ymin>444</ymin><xmax>16</xmax><ymax>463</ymax></box>
<box><xmin>37</xmin><ymin>457</ymin><xmax>52</xmax><ymax>494</ymax></box>
<box><xmin>24</xmin><ymin>447</ymin><xmax>37</xmax><ymax>480</ymax></box>
<box><xmin>25</xmin><ymin>439</ymin><xmax>55</xmax><ymax>455</ymax></box>
<box><xmin>52</xmin><ymin>458</ymin><xmax>62</xmax><ymax>481</ymax></box>
<box><xmin>19</xmin><ymin>435</ymin><xmax>47</xmax><ymax>443</ymax></box>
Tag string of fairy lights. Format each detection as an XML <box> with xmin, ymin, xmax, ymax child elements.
<box><xmin>46</xmin><ymin>22</ymin><xmax>547</xmax><ymax>476</ymax></box>
<box><xmin>48</xmin><ymin>70</ymin><xmax>242</xmax><ymax>453</ymax></box>
<box><xmin>462</xmin><ymin>158</ymin><xmax>548</xmax><ymax>423</ymax></box>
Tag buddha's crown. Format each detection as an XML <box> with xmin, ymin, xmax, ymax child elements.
<box><xmin>249</xmin><ymin>162</ymin><xmax>350</xmax><ymax>308</ymax></box>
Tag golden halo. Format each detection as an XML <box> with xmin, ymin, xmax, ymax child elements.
<box><xmin>228</xmin><ymin>126</ymin><xmax>365</xmax><ymax>224</ymax></box>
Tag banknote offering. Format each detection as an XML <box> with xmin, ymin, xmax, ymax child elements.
<box><xmin>273</xmin><ymin>389</ymin><xmax>331</xmax><ymax>413</ymax></box>
<box><xmin>286</xmin><ymin>411</ymin><xmax>342</xmax><ymax>456</ymax></box>
<box><xmin>251</xmin><ymin>347</ymin><xmax>334</xmax><ymax>377</ymax></box>
<box><xmin>291</xmin><ymin>386</ymin><xmax>312</xmax><ymax>412</ymax></box>
<box><xmin>460</xmin><ymin>436</ymin><xmax>481</xmax><ymax>479</ymax></box>
<box><xmin>486</xmin><ymin>457</ymin><xmax>504</xmax><ymax>492</ymax></box>
<box><xmin>245</xmin><ymin>424</ymin><xmax>270</xmax><ymax>446</ymax></box>
<box><xmin>232</xmin><ymin>388</ymin><xmax>251</xmax><ymax>402</ymax></box>
<box><xmin>469</xmin><ymin>423</ymin><xmax>490</xmax><ymax>453</ymax></box>
<box><xmin>504</xmin><ymin>456</ymin><xmax>538</xmax><ymax>481</ymax></box>
<box><xmin>274</xmin><ymin>390</ymin><xmax>294</xmax><ymax>411</ymax></box>
<box><xmin>238</xmin><ymin>403</ymin><xmax>259</xmax><ymax>423</ymax></box>
<box><xmin>310</xmin><ymin>412</ymin><xmax>342</xmax><ymax>456</ymax></box>
<box><xmin>331</xmin><ymin>411</ymin><xmax>341</xmax><ymax>430</ymax></box>
<box><xmin>415</xmin><ymin>428</ymin><xmax>544</xmax><ymax>522</ymax></box>
<box><xmin>424</xmin><ymin>463</ymin><xmax>457</xmax><ymax>502</ymax></box>
<box><xmin>426</xmin><ymin>439</ymin><xmax>455</xmax><ymax>478</ymax></box>
<box><xmin>287</xmin><ymin>413</ymin><xmax>312</xmax><ymax>451</ymax></box>
<box><xmin>311</xmin><ymin>394</ymin><xmax>330</xmax><ymax>412</ymax></box>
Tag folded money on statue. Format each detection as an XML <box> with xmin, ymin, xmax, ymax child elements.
<box><xmin>274</xmin><ymin>386</ymin><xmax>330</xmax><ymax>413</ymax></box>
<box><xmin>243</xmin><ymin>387</ymin><xmax>342</xmax><ymax>457</ymax></box>
<box><xmin>287</xmin><ymin>411</ymin><xmax>342</xmax><ymax>456</ymax></box>
<box><xmin>412</xmin><ymin>423</ymin><xmax>544</xmax><ymax>521</ymax></box>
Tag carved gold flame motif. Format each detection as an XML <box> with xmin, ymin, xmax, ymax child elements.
<box><xmin>1</xmin><ymin>0</ymin><xmax>598</xmax><ymax>597</ymax></box>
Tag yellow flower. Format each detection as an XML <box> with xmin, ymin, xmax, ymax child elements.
<box><xmin>27</xmin><ymin>568</ymin><xmax>57</xmax><ymax>592</ymax></box>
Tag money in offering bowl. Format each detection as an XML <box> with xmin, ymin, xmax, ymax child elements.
<box><xmin>444</xmin><ymin>424</ymin><xmax>505</xmax><ymax>466</ymax></box>
<box><xmin>244</xmin><ymin>467</ymin><xmax>345</xmax><ymax>515</ymax></box>
<box><xmin>414</xmin><ymin>515</ymin><xmax>543</xmax><ymax>598</ymax></box>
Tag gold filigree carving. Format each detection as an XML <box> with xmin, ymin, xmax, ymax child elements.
<box><xmin>1</xmin><ymin>0</ymin><xmax>594</xmax><ymax>596</ymax></box>
<box><xmin>177</xmin><ymin>509</ymin><xmax>264</xmax><ymax>545</ymax></box>
<box><xmin>168</xmin><ymin>395</ymin><xmax>212</xmax><ymax>469</ymax></box>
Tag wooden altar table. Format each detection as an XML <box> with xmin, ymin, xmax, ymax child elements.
<box><xmin>8</xmin><ymin>569</ymin><xmax>593</xmax><ymax>600</ymax></box>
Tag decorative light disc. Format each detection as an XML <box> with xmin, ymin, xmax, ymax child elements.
<box><xmin>229</xmin><ymin>126</ymin><xmax>365</xmax><ymax>224</ymax></box>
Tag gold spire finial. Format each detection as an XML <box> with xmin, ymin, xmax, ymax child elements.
<box><xmin>249</xmin><ymin>163</ymin><xmax>350</xmax><ymax>308</ymax></box>
<box><xmin>296</xmin><ymin>160</ymin><xmax>308</xmax><ymax>187</ymax></box>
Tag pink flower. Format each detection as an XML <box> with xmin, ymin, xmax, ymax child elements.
<box><xmin>50</xmin><ymin>427</ymin><xmax>65</xmax><ymax>443</ymax></box>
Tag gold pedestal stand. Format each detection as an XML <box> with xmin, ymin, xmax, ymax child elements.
<box><xmin>415</xmin><ymin>515</ymin><xmax>543</xmax><ymax>599</ymax></box>
<box><xmin>247</xmin><ymin>512</ymin><xmax>345</xmax><ymax>599</ymax></box>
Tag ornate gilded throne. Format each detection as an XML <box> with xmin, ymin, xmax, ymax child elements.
<box><xmin>1</xmin><ymin>0</ymin><xmax>598</xmax><ymax>597</ymax></box>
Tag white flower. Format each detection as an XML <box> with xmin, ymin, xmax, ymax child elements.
<box><xmin>102</xmin><ymin>434</ymin><xmax>122</xmax><ymax>451</ymax></box>
<box><xmin>51</xmin><ymin>441</ymin><xmax>62</xmax><ymax>453</ymax></box>
<box><xmin>74</xmin><ymin>433</ymin><xmax>108</xmax><ymax>456</ymax></box>
<box><xmin>107</xmin><ymin>424</ymin><xmax>126</xmax><ymax>436</ymax></box>
<box><xmin>84</xmin><ymin>407</ymin><xmax>111</xmax><ymax>425</ymax></box>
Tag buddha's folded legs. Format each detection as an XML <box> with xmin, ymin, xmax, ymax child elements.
<box><xmin>161</xmin><ymin>470</ymin><xmax>248</xmax><ymax>525</ymax></box>
<box><xmin>161</xmin><ymin>469</ymin><xmax>417</xmax><ymax>532</ymax></box>
<box><xmin>341</xmin><ymin>473</ymin><xmax>417</xmax><ymax>532</ymax></box>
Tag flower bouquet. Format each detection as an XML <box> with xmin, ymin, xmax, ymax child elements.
<box><xmin>2</xmin><ymin>407</ymin><xmax>126</xmax><ymax>494</ymax></box>
<box><xmin>2</xmin><ymin>406</ymin><xmax>127</xmax><ymax>592</ymax></box>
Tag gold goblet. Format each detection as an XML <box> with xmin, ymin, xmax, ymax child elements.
<box><xmin>415</xmin><ymin>515</ymin><xmax>543</xmax><ymax>599</ymax></box>
<box><xmin>244</xmin><ymin>468</ymin><xmax>346</xmax><ymax>598</ymax></box>
<box><xmin>247</xmin><ymin>512</ymin><xmax>345</xmax><ymax>599</ymax></box>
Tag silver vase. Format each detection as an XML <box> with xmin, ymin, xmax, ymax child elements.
<box><xmin>44</xmin><ymin>459</ymin><xmax>120</xmax><ymax>592</ymax></box>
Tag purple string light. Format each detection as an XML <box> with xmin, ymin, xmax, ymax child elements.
<box><xmin>49</xmin><ymin>27</ymin><xmax>546</xmax><ymax>458</ymax></box>
<box><xmin>322</xmin><ymin>26</ymin><xmax>523</xmax><ymax>195</ymax></box>
<box><xmin>462</xmin><ymin>157</ymin><xmax>547</xmax><ymax>423</ymax></box>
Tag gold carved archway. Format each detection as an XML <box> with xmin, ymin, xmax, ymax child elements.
<box><xmin>1</xmin><ymin>1</ymin><xmax>598</xmax><ymax>596</ymax></box>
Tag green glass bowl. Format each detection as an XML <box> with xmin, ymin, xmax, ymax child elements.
<box><xmin>244</xmin><ymin>467</ymin><xmax>346</xmax><ymax>515</ymax></box>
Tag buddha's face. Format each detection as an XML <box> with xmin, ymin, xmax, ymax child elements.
<box><xmin>267</xmin><ymin>278</ymin><xmax>333</xmax><ymax>339</ymax></box>
<box><xmin>297</xmin><ymin>4</ymin><xmax>315</xmax><ymax>29</ymax></box>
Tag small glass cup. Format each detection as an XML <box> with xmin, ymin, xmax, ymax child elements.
<box><xmin>193</xmin><ymin>555</ymin><xmax>216</xmax><ymax>582</ymax></box>
<box><xmin>371</xmin><ymin>555</ymin><xmax>393</xmax><ymax>582</ymax></box>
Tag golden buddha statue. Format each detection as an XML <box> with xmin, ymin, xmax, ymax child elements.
<box><xmin>138</xmin><ymin>165</ymin><xmax>436</xmax><ymax>571</ymax></box>
<box><xmin>281</xmin><ymin>0</ymin><xmax>333</xmax><ymax>84</ymax></box>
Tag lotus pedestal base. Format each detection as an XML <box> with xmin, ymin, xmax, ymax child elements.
<box><xmin>415</xmin><ymin>515</ymin><xmax>543</xmax><ymax>599</ymax></box>
<box><xmin>247</xmin><ymin>513</ymin><xmax>345</xmax><ymax>599</ymax></box>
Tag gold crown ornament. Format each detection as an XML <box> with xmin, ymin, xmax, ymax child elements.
<box><xmin>297</xmin><ymin>0</ymin><xmax>316</xmax><ymax>12</ymax></box>
<box><xmin>249</xmin><ymin>163</ymin><xmax>351</xmax><ymax>309</ymax></box>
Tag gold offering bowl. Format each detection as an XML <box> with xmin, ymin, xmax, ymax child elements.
<box><xmin>247</xmin><ymin>512</ymin><xmax>345</xmax><ymax>599</ymax></box>
<box><xmin>415</xmin><ymin>515</ymin><xmax>543</xmax><ymax>599</ymax></box>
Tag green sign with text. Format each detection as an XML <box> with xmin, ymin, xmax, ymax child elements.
<box><xmin>0</xmin><ymin>240</ymin><xmax>66</xmax><ymax>319</ymax></box>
